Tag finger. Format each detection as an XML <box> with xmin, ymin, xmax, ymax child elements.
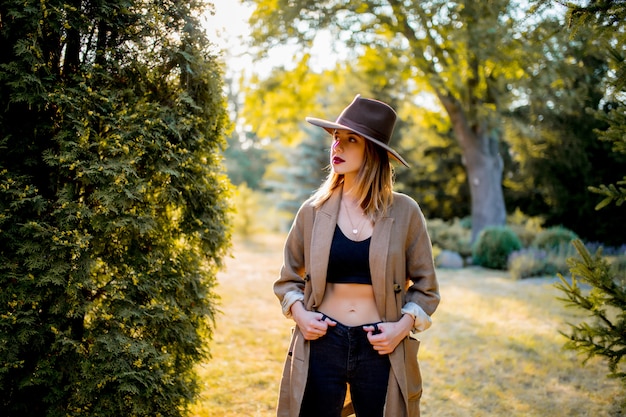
<box><xmin>363</xmin><ymin>323</ymin><xmax>382</xmax><ymax>335</ymax></box>
<box><xmin>310</xmin><ymin>318</ymin><xmax>326</xmax><ymax>329</ymax></box>
<box><xmin>318</xmin><ymin>314</ymin><xmax>336</xmax><ymax>326</ymax></box>
<box><xmin>366</xmin><ymin>331</ymin><xmax>382</xmax><ymax>344</ymax></box>
<box><xmin>305</xmin><ymin>328</ymin><xmax>324</xmax><ymax>339</ymax></box>
<box><xmin>313</xmin><ymin>320</ymin><xmax>329</xmax><ymax>332</ymax></box>
<box><xmin>371</xmin><ymin>341</ymin><xmax>390</xmax><ymax>352</ymax></box>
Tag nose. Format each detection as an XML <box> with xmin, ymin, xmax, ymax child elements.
<box><xmin>332</xmin><ymin>139</ymin><xmax>342</xmax><ymax>152</ymax></box>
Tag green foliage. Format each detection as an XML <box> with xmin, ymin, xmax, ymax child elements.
<box><xmin>472</xmin><ymin>226</ymin><xmax>523</xmax><ymax>270</ymax></box>
<box><xmin>395</xmin><ymin>106</ymin><xmax>470</xmax><ymax>221</ymax></box>
<box><xmin>241</xmin><ymin>56</ymin><xmax>328</xmax><ymax>146</ymax></box>
<box><xmin>247</xmin><ymin>0</ymin><xmax>558</xmax><ymax>239</ymax></box>
<box><xmin>506</xmin><ymin>208</ymin><xmax>545</xmax><ymax>247</ymax></box>
<box><xmin>427</xmin><ymin>218</ymin><xmax>472</xmax><ymax>257</ymax></box>
<box><xmin>223</xmin><ymin>132</ymin><xmax>271</xmax><ymax>190</ymax></box>
<box><xmin>549</xmin><ymin>0</ymin><xmax>626</xmax><ymax>387</ymax></box>
<box><xmin>265</xmin><ymin>125</ymin><xmax>329</xmax><ymax>221</ymax></box>
<box><xmin>508</xmin><ymin>246</ymin><xmax>576</xmax><ymax>280</ymax></box>
<box><xmin>569</xmin><ymin>0</ymin><xmax>626</xmax><ymax>212</ymax></box>
<box><xmin>508</xmin><ymin>249</ymin><xmax>554</xmax><ymax>279</ymax></box>
<box><xmin>0</xmin><ymin>1</ymin><xmax>231</xmax><ymax>416</ymax></box>
<box><xmin>556</xmin><ymin>240</ymin><xmax>626</xmax><ymax>383</ymax></box>
<box><xmin>229</xmin><ymin>183</ymin><xmax>284</xmax><ymax>235</ymax></box>
<box><xmin>532</xmin><ymin>226</ymin><xmax>579</xmax><ymax>251</ymax></box>
<box><xmin>503</xmin><ymin>18</ymin><xmax>626</xmax><ymax>246</ymax></box>
<box><xmin>590</xmin><ymin>180</ymin><xmax>626</xmax><ymax>210</ymax></box>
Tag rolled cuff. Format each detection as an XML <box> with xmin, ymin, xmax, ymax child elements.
<box><xmin>401</xmin><ymin>302</ymin><xmax>432</xmax><ymax>332</ymax></box>
<box><xmin>281</xmin><ymin>290</ymin><xmax>304</xmax><ymax>318</ymax></box>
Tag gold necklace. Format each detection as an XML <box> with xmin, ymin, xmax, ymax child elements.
<box><xmin>342</xmin><ymin>199</ymin><xmax>366</xmax><ymax>236</ymax></box>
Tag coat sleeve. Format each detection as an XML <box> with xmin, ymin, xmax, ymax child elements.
<box><xmin>273</xmin><ymin>201</ymin><xmax>311</xmax><ymax>318</ymax></box>
<box><xmin>403</xmin><ymin>197</ymin><xmax>440</xmax><ymax>323</ymax></box>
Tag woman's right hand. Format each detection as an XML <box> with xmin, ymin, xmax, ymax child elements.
<box><xmin>290</xmin><ymin>301</ymin><xmax>336</xmax><ymax>340</ymax></box>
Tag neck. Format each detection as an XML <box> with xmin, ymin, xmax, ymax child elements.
<box><xmin>342</xmin><ymin>190</ymin><xmax>359</xmax><ymax>209</ymax></box>
<box><xmin>342</xmin><ymin>175</ymin><xmax>358</xmax><ymax>201</ymax></box>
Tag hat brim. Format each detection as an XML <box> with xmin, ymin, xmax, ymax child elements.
<box><xmin>306</xmin><ymin>117</ymin><xmax>410</xmax><ymax>168</ymax></box>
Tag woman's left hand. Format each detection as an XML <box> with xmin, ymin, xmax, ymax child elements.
<box><xmin>363</xmin><ymin>314</ymin><xmax>414</xmax><ymax>355</ymax></box>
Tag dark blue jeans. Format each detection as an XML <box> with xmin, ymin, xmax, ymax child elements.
<box><xmin>299</xmin><ymin>316</ymin><xmax>391</xmax><ymax>417</ymax></box>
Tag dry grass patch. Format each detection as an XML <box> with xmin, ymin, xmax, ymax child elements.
<box><xmin>190</xmin><ymin>234</ymin><xmax>292</xmax><ymax>417</ymax></box>
<box><xmin>191</xmin><ymin>234</ymin><xmax>625</xmax><ymax>417</ymax></box>
<box><xmin>419</xmin><ymin>269</ymin><xmax>624</xmax><ymax>417</ymax></box>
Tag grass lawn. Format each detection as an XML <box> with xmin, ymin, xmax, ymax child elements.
<box><xmin>190</xmin><ymin>233</ymin><xmax>625</xmax><ymax>417</ymax></box>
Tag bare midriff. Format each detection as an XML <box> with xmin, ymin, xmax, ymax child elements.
<box><xmin>317</xmin><ymin>282</ymin><xmax>381</xmax><ymax>326</ymax></box>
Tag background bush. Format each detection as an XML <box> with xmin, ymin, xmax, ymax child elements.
<box><xmin>508</xmin><ymin>246</ymin><xmax>576</xmax><ymax>280</ymax></box>
<box><xmin>532</xmin><ymin>226</ymin><xmax>578</xmax><ymax>251</ymax></box>
<box><xmin>427</xmin><ymin>218</ymin><xmax>473</xmax><ymax>257</ymax></box>
<box><xmin>472</xmin><ymin>226</ymin><xmax>523</xmax><ymax>270</ymax></box>
<box><xmin>229</xmin><ymin>184</ymin><xmax>286</xmax><ymax>236</ymax></box>
<box><xmin>508</xmin><ymin>249</ymin><xmax>552</xmax><ymax>279</ymax></box>
<box><xmin>507</xmin><ymin>208</ymin><xmax>545</xmax><ymax>247</ymax></box>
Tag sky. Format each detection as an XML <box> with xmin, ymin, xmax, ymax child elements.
<box><xmin>201</xmin><ymin>0</ymin><xmax>256</xmax><ymax>76</ymax></box>
<box><xmin>201</xmin><ymin>0</ymin><xmax>336</xmax><ymax>80</ymax></box>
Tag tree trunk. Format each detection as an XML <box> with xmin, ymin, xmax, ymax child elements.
<box><xmin>437</xmin><ymin>92</ymin><xmax>506</xmax><ymax>243</ymax></box>
<box><xmin>464</xmin><ymin>131</ymin><xmax>506</xmax><ymax>243</ymax></box>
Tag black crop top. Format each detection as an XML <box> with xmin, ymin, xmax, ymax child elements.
<box><xmin>326</xmin><ymin>225</ymin><xmax>372</xmax><ymax>285</ymax></box>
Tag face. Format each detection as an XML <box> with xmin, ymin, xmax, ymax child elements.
<box><xmin>330</xmin><ymin>129</ymin><xmax>366</xmax><ymax>176</ymax></box>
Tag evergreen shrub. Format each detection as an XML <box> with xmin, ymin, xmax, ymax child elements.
<box><xmin>556</xmin><ymin>240</ymin><xmax>626</xmax><ymax>383</ymax></box>
<box><xmin>472</xmin><ymin>226</ymin><xmax>523</xmax><ymax>270</ymax></box>
<box><xmin>0</xmin><ymin>1</ymin><xmax>231</xmax><ymax>415</ymax></box>
<box><xmin>532</xmin><ymin>226</ymin><xmax>578</xmax><ymax>251</ymax></box>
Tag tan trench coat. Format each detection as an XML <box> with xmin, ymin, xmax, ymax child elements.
<box><xmin>274</xmin><ymin>187</ymin><xmax>440</xmax><ymax>417</ymax></box>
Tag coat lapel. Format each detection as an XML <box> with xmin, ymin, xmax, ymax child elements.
<box><xmin>308</xmin><ymin>189</ymin><xmax>341</xmax><ymax>310</ymax></box>
<box><xmin>370</xmin><ymin>216</ymin><xmax>393</xmax><ymax>320</ymax></box>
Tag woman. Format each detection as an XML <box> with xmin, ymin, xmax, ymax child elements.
<box><xmin>274</xmin><ymin>94</ymin><xmax>440</xmax><ymax>417</ymax></box>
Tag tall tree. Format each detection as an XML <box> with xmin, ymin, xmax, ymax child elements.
<box><xmin>395</xmin><ymin>105</ymin><xmax>471</xmax><ymax>221</ymax></box>
<box><xmin>566</xmin><ymin>0</ymin><xmax>626</xmax><ymax>209</ymax></box>
<box><xmin>0</xmin><ymin>1</ymin><xmax>230</xmax><ymax>416</ymax></box>
<box><xmin>503</xmin><ymin>19</ymin><xmax>626</xmax><ymax>245</ymax></box>
<box><xmin>244</xmin><ymin>0</ymin><xmax>542</xmax><ymax>241</ymax></box>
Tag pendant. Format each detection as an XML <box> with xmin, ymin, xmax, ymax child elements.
<box><xmin>352</xmin><ymin>229</ymin><xmax>358</xmax><ymax>234</ymax></box>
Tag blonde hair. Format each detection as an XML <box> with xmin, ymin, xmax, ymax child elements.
<box><xmin>311</xmin><ymin>139</ymin><xmax>395</xmax><ymax>221</ymax></box>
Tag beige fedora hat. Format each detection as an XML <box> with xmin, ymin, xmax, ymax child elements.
<box><xmin>306</xmin><ymin>94</ymin><xmax>409</xmax><ymax>168</ymax></box>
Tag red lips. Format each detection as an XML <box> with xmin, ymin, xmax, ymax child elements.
<box><xmin>333</xmin><ymin>156</ymin><xmax>345</xmax><ymax>164</ymax></box>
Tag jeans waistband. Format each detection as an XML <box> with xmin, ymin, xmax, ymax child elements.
<box><xmin>318</xmin><ymin>311</ymin><xmax>383</xmax><ymax>335</ymax></box>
